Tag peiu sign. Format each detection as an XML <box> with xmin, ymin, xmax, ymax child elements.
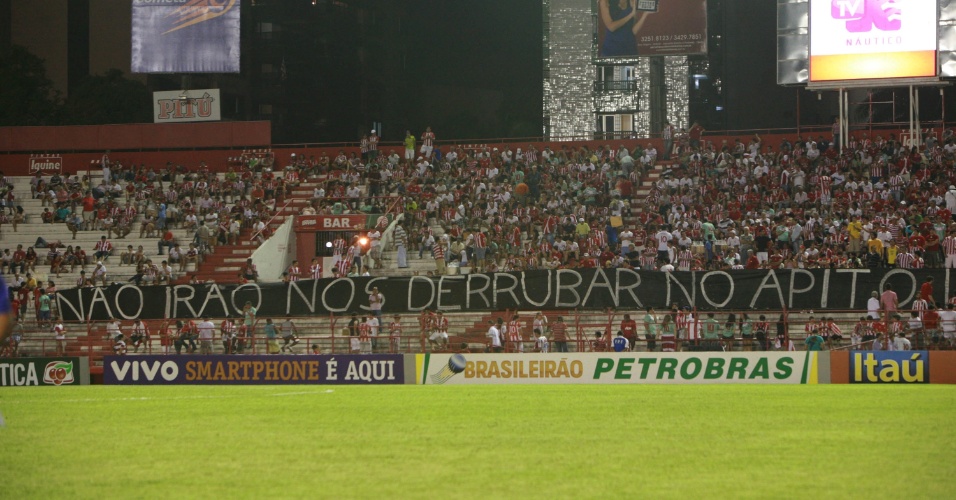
<box><xmin>29</xmin><ymin>154</ymin><xmax>63</xmax><ymax>174</ymax></box>
<box><xmin>0</xmin><ymin>357</ymin><xmax>90</xmax><ymax>386</ymax></box>
<box><xmin>102</xmin><ymin>354</ymin><xmax>405</xmax><ymax>385</ymax></box>
<box><xmin>417</xmin><ymin>352</ymin><xmax>816</xmax><ymax>385</ymax></box>
<box><xmin>153</xmin><ymin>89</ymin><xmax>221</xmax><ymax>123</ymax></box>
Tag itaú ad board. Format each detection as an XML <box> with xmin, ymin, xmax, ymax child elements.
<box><xmin>809</xmin><ymin>0</ymin><xmax>938</xmax><ymax>82</ymax></box>
<box><xmin>416</xmin><ymin>353</ymin><xmax>818</xmax><ymax>385</ymax></box>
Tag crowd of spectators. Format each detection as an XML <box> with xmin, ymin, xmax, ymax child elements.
<box><xmin>8</xmin><ymin>124</ymin><xmax>956</xmax><ymax>356</ymax></box>
<box><xmin>291</xmin><ymin>127</ymin><xmax>954</xmax><ymax>280</ymax></box>
<box><xmin>348</xmin><ymin>127</ymin><xmax>956</xmax><ymax>276</ymax></box>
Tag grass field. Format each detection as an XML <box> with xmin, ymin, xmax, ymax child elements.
<box><xmin>1</xmin><ymin>385</ymin><xmax>953</xmax><ymax>498</ymax></box>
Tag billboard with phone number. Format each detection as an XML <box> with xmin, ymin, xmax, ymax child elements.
<box><xmin>809</xmin><ymin>0</ymin><xmax>938</xmax><ymax>82</ymax></box>
<box><xmin>595</xmin><ymin>0</ymin><xmax>707</xmax><ymax>58</ymax></box>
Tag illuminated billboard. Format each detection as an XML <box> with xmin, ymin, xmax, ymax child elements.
<box><xmin>595</xmin><ymin>0</ymin><xmax>707</xmax><ymax>58</ymax></box>
<box><xmin>809</xmin><ymin>0</ymin><xmax>938</xmax><ymax>82</ymax></box>
<box><xmin>131</xmin><ymin>0</ymin><xmax>241</xmax><ymax>73</ymax></box>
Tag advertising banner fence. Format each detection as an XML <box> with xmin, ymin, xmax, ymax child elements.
<box><xmin>416</xmin><ymin>352</ymin><xmax>817</xmax><ymax>385</ymax></box>
<box><xmin>849</xmin><ymin>350</ymin><xmax>928</xmax><ymax>384</ymax></box>
<box><xmin>0</xmin><ymin>357</ymin><xmax>90</xmax><ymax>386</ymax></box>
<box><xmin>57</xmin><ymin>268</ymin><xmax>956</xmax><ymax>321</ymax></box>
<box><xmin>132</xmin><ymin>0</ymin><xmax>240</xmax><ymax>73</ymax></box>
<box><xmin>102</xmin><ymin>354</ymin><xmax>404</xmax><ymax>385</ymax></box>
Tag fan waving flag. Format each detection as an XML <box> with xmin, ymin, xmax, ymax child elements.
<box><xmin>132</xmin><ymin>0</ymin><xmax>241</xmax><ymax>73</ymax></box>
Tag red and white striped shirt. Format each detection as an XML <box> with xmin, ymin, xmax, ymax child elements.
<box><xmin>336</xmin><ymin>253</ymin><xmax>353</xmax><ymax>275</ymax></box>
<box><xmin>311</xmin><ymin>263</ymin><xmax>322</xmax><ymax>280</ymax></box>
<box><xmin>507</xmin><ymin>320</ymin><xmax>522</xmax><ymax>344</ymax></box>
<box><xmin>359</xmin><ymin>322</ymin><xmax>371</xmax><ymax>342</ymax></box>
<box><xmin>942</xmin><ymin>236</ymin><xmax>956</xmax><ymax>255</ymax></box>
<box><xmin>896</xmin><ymin>252</ymin><xmax>915</xmax><ymax>269</ymax></box>
<box><xmin>421</xmin><ymin>131</ymin><xmax>435</xmax><ymax>148</ymax></box>
<box><xmin>473</xmin><ymin>232</ymin><xmax>487</xmax><ymax>249</ymax></box>
<box><xmin>288</xmin><ymin>266</ymin><xmax>300</xmax><ymax>282</ymax></box>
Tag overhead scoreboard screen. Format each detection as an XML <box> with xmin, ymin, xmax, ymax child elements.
<box><xmin>809</xmin><ymin>0</ymin><xmax>938</xmax><ymax>82</ymax></box>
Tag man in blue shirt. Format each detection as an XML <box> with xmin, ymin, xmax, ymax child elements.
<box><xmin>612</xmin><ymin>330</ymin><xmax>630</xmax><ymax>352</ymax></box>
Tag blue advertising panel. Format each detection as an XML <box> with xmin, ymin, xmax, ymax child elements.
<box><xmin>103</xmin><ymin>355</ymin><xmax>404</xmax><ymax>385</ymax></box>
<box><xmin>849</xmin><ymin>351</ymin><xmax>929</xmax><ymax>384</ymax></box>
<box><xmin>131</xmin><ymin>0</ymin><xmax>241</xmax><ymax>73</ymax></box>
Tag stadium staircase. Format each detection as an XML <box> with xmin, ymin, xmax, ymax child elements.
<box><xmin>175</xmin><ymin>181</ymin><xmax>318</xmax><ymax>284</ymax></box>
<box><xmin>0</xmin><ymin>176</ymin><xmax>194</xmax><ymax>285</ymax></box>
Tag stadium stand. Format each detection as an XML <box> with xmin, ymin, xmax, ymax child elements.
<box><xmin>5</xmin><ymin>126</ymin><xmax>956</xmax><ymax>369</ymax></box>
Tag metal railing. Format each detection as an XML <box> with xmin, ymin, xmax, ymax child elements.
<box><xmin>3</xmin><ymin>308</ymin><xmax>948</xmax><ymax>365</ymax></box>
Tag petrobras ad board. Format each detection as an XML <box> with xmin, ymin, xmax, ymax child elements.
<box><xmin>131</xmin><ymin>0</ymin><xmax>241</xmax><ymax>74</ymax></box>
<box><xmin>103</xmin><ymin>355</ymin><xmax>405</xmax><ymax>385</ymax></box>
<box><xmin>416</xmin><ymin>352</ymin><xmax>817</xmax><ymax>385</ymax></box>
<box><xmin>809</xmin><ymin>0</ymin><xmax>937</xmax><ymax>82</ymax></box>
<box><xmin>153</xmin><ymin>89</ymin><xmax>221</xmax><ymax>123</ymax></box>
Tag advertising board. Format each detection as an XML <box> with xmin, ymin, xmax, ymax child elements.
<box><xmin>416</xmin><ymin>352</ymin><xmax>817</xmax><ymax>385</ymax></box>
<box><xmin>0</xmin><ymin>357</ymin><xmax>90</xmax><ymax>386</ymax></box>
<box><xmin>132</xmin><ymin>0</ymin><xmax>240</xmax><ymax>73</ymax></box>
<box><xmin>809</xmin><ymin>0</ymin><xmax>938</xmax><ymax>82</ymax></box>
<box><xmin>595</xmin><ymin>0</ymin><xmax>707</xmax><ymax>58</ymax></box>
<box><xmin>102</xmin><ymin>355</ymin><xmax>404</xmax><ymax>385</ymax></box>
<box><xmin>849</xmin><ymin>350</ymin><xmax>928</xmax><ymax>383</ymax></box>
<box><xmin>153</xmin><ymin>89</ymin><xmax>221</xmax><ymax>123</ymax></box>
<box><xmin>29</xmin><ymin>154</ymin><xmax>63</xmax><ymax>174</ymax></box>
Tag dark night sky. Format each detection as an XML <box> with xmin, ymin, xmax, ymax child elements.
<box><xmin>397</xmin><ymin>0</ymin><xmax>544</xmax><ymax>137</ymax></box>
<box><xmin>16</xmin><ymin>0</ymin><xmax>946</xmax><ymax>139</ymax></box>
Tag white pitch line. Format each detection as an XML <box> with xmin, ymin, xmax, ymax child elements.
<box><xmin>3</xmin><ymin>390</ymin><xmax>335</xmax><ymax>405</ymax></box>
<box><xmin>2</xmin><ymin>394</ymin><xmax>241</xmax><ymax>404</ymax></box>
<box><xmin>269</xmin><ymin>390</ymin><xmax>335</xmax><ymax>397</ymax></box>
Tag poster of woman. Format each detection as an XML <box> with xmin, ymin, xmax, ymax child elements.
<box><xmin>596</xmin><ymin>0</ymin><xmax>707</xmax><ymax>58</ymax></box>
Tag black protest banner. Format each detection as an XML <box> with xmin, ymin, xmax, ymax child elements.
<box><xmin>55</xmin><ymin>268</ymin><xmax>952</xmax><ymax>321</ymax></box>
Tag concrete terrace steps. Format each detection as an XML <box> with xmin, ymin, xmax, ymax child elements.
<box><xmin>13</xmin><ymin>310</ymin><xmax>870</xmax><ymax>362</ymax></box>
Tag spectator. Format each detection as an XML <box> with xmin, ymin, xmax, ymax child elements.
<box><xmin>197</xmin><ymin>316</ymin><xmax>216</xmax><ymax>355</ymax></box>
<box><xmin>94</xmin><ymin>236</ymin><xmax>113</xmax><ymax>262</ymax></box>
<box><xmin>112</xmin><ymin>333</ymin><xmax>127</xmax><ymax>355</ymax></box>
<box><xmin>805</xmin><ymin>329</ymin><xmax>826</xmax><ymax>351</ymax></box>
<box><xmin>280</xmin><ymin>317</ymin><xmax>299</xmax><ymax>353</ymax></box>
<box><xmin>53</xmin><ymin>317</ymin><xmax>66</xmax><ymax>355</ymax></box>
<box><xmin>486</xmin><ymin>318</ymin><xmax>503</xmax><ymax>353</ymax></box>
<box><xmin>550</xmin><ymin>316</ymin><xmax>569</xmax><ymax>353</ymax></box>
<box><xmin>880</xmin><ymin>284</ymin><xmax>899</xmax><ymax>316</ymax></box>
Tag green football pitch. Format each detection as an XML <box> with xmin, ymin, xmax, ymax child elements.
<box><xmin>1</xmin><ymin>385</ymin><xmax>953</xmax><ymax>498</ymax></box>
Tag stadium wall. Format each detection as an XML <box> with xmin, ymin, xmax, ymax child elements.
<box><xmin>0</xmin><ymin>120</ymin><xmax>857</xmax><ymax>176</ymax></box>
